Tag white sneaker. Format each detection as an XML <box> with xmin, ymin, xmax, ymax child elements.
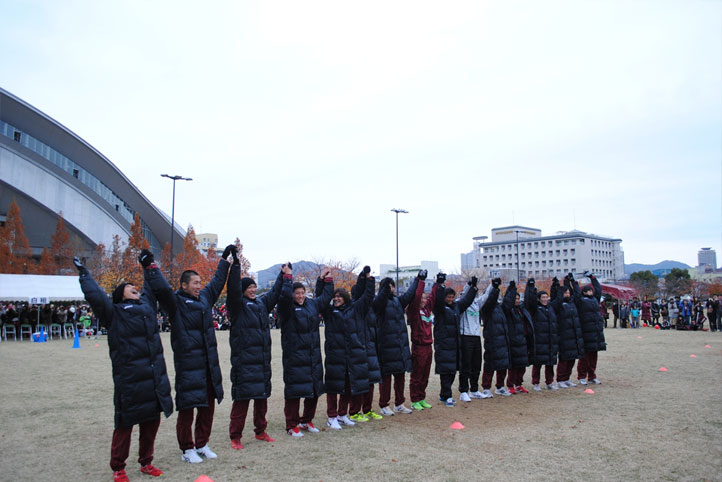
<box><xmin>459</xmin><ymin>392</ymin><xmax>472</xmax><ymax>402</ymax></box>
<box><xmin>546</xmin><ymin>383</ymin><xmax>559</xmax><ymax>391</ymax></box>
<box><xmin>181</xmin><ymin>448</ymin><xmax>203</xmax><ymax>464</ymax></box>
<box><xmin>532</xmin><ymin>384</ymin><xmax>541</xmax><ymax>392</ymax></box>
<box><xmin>327</xmin><ymin>417</ymin><xmax>342</xmax><ymax>430</ymax></box>
<box><xmin>380</xmin><ymin>406</ymin><xmax>395</xmax><ymax>416</ymax></box>
<box><xmin>338</xmin><ymin>415</ymin><xmax>355</xmax><ymax>426</ymax></box>
<box><xmin>299</xmin><ymin>422</ymin><xmax>320</xmax><ymax>433</ymax></box>
<box><xmin>494</xmin><ymin>387</ymin><xmax>512</xmax><ymax>397</ymax></box>
<box><xmin>578</xmin><ymin>379</ymin><xmax>588</xmax><ymax>385</ymax></box>
<box><xmin>480</xmin><ymin>389</ymin><xmax>494</xmax><ymax>399</ymax></box>
<box><xmin>195</xmin><ymin>444</ymin><xmax>217</xmax><ymax>459</ymax></box>
<box><xmin>469</xmin><ymin>391</ymin><xmax>483</xmax><ymax>399</ymax></box>
<box><xmin>287</xmin><ymin>427</ymin><xmax>304</xmax><ymax>438</ymax></box>
<box><xmin>566</xmin><ymin>380</ymin><xmax>577</xmax><ymax>387</ymax></box>
<box><xmin>394</xmin><ymin>404</ymin><xmax>412</xmax><ymax>414</ymax></box>
<box><xmin>591</xmin><ymin>378</ymin><xmax>602</xmax><ymax>385</ymax></box>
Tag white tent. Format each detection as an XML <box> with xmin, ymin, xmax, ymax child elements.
<box><xmin>0</xmin><ymin>274</ymin><xmax>85</xmax><ymax>302</ymax></box>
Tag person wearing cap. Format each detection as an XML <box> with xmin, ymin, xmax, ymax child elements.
<box><xmin>480</xmin><ymin>277</ymin><xmax>513</xmax><ymax>398</ymax></box>
<box><xmin>433</xmin><ymin>273</ymin><xmax>479</xmax><ymax>406</ymax></box>
<box><xmin>142</xmin><ymin>246</ymin><xmax>234</xmax><ymax>464</ymax></box>
<box><xmin>405</xmin><ymin>269</ymin><xmax>436</xmax><ymax>410</ymax></box>
<box><xmin>74</xmin><ymin>255</ymin><xmax>172</xmax><ymax>482</ymax></box>
<box><xmin>318</xmin><ymin>268</ymin><xmax>375</xmax><ymax>429</ymax></box>
<box><xmin>573</xmin><ymin>272</ymin><xmax>606</xmax><ymax>385</ymax></box>
<box><xmin>551</xmin><ymin>274</ymin><xmax>585</xmax><ymax>388</ymax></box>
<box><xmin>227</xmin><ymin>261</ymin><xmax>292</xmax><ymax>449</ymax></box>
<box><xmin>277</xmin><ymin>265</ymin><xmax>334</xmax><ymax>437</ymax></box>
<box><xmin>372</xmin><ymin>273</ymin><xmax>419</xmax><ymax>416</ymax></box>
<box><xmin>525</xmin><ymin>278</ymin><xmax>558</xmax><ymax>391</ymax></box>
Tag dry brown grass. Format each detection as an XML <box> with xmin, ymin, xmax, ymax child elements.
<box><xmin>1</xmin><ymin>327</ymin><xmax>721</xmax><ymax>482</ymax></box>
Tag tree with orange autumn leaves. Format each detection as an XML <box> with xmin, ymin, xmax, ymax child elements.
<box><xmin>0</xmin><ymin>200</ymin><xmax>34</xmax><ymax>274</ymax></box>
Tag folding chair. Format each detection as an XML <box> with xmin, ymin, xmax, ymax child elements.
<box><xmin>49</xmin><ymin>323</ymin><xmax>63</xmax><ymax>340</ymax></box>
<box><xmin>64</xmin><ymin>323</ymin><xmax>75</xmax><ymax>339</ymax></box>
<box><xmin>2</xmin><ymin>324</ymin><xmax>18</xmax><ymax>341</ymax></box>
<box><xmin>19</xmin><ymin>324</ymin><xmax>33</xmax><ymax>341</ymax></box>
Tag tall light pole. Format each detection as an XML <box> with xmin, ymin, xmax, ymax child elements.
<box><xmin>391</xmin><ymin>208</ymin><xmax>408</xmax><ymax>289</ymax></box>
<box><xmin>161</xmin><ymin>174</ymin><xmax>192</xmax><ymax>279</ymax></box>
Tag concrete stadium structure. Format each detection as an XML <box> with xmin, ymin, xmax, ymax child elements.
<box><xmin>0</xmin><ymin>87</ymin><xmax>184</xmax><ymax>258</ymax></box>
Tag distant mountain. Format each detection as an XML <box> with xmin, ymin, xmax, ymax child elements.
<box><xmin>256</xmin><ymin>260</ymin><xmax>321</xmax><ymax>288</ymax></box>
<box><xmin>624</xmin><ymin>260</ymin><xmax>691</xmax><ymax>276</ymax></box>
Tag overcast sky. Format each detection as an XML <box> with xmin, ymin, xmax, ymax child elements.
<box><xmin>1</xmin><ymin>0</ymin><xmax>720</xmax><ymax>273</ymax></box>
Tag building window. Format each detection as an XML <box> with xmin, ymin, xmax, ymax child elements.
<box><xmin>72</xmin><ymin>169</ymin><xmax>79</xmax><ymax>179</ymax></box>
<box><xmin>13</xmin><ymin>131</ymin><xmax>21</xmax><ymax>142</ymax></box>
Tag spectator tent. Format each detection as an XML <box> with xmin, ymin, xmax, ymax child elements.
<box><xmin>600</xmin><ymin>283</ymin><xmax>637</xmax><ymax>301</ymax></box>
<box><xmin>0</xmin><ymin>274</ymin><xmax>84</xmax><ymax>302</ymax></box>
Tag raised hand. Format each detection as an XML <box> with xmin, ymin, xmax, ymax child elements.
<box><xmin>528</xmin><ymin>278</ymin><xmax>536</xmax><ymax>286</ymax></box>
<box><xmin>566</xmin><ymin>272</ymin><xmax>574</xmax><ymax>281</ymax></box>
<box><xmin>321</xmin><ymin>268</ymin><xmax>331</xmax><ymax>279</ymax></box>
<box><xmin>492</xmin><ymin>277</ymin><xmax>501</xmax><ymax>289</ymax></box>
<box><xmin>509</xmin><ymin>280</ymin><xmax>516</xmax><ymax>290</ymax></box>
<box><xmin>138</xmin><ymin>249</ymin><xmax>154</xmax><ymax>267</ymax></box>
<box><xmin>221</xmin><ymin>244</ymin><xmax>235</xmax><ymax>260</ymax></box>
<box><xmin>469</xmin><ymin>276</ymin><xmax>478</xmax><ymax>287</ymax></box>
<box><xmin>436</xmin><ymin>272</ymin><xmax>446</xmax><ymax>284</ymax></box>
<box><xmin>73</xmin><ymin>256</ymin><xmax>84</xmax><ymax>271</ymax></box>
<box><xmin>281</xmin><ymin>263</ymin><xmax>292</xmax><ymax>275</ymax></box>
<box><xmin>418</xmin><ymin>269</ymin><xmax>428</xmax><ymax>280</ymax></box>
<box><xmin>360</xmin><ymin>265</ymin><xmax>371</xmax><ymax>278</ymax></box>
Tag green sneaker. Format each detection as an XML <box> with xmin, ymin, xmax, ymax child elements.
<box><xmin>350</xmin><ymin>413</ymin><xmax>369</xmax><ymax>422</ymax></box>
<box><xmin>420</xmin><ymin>400</ymin><xmax>432</xmax><ymax>409</ymax></box>
<box><xmin>411</xmin><ymin>401</ymin><xmax>424</xmax><ymax>411</ymax></box>
<box><xmin>364</xmin><ymin>411</ymin><xmax>383</xmax><ymax>420</ymax></box>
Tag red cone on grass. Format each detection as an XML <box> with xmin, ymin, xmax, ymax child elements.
<box><xmin>690</xmin><ymin>354</ymin><xmax>697</xmax><ymax>358</ymax></box>
<box><xmin>584</xmin><ymin>388</ymin><xmax>595</xmax><ymax>394</ymax></box>
<box><xmin>705</xmin><ymin>345</ymin><xmax>711</xmax><ymax>348</ymax></box>
<box><xmin>450</xmin><ymin>422</ymin><xmax>465</xmax><ymax>430</ymax></box>
<box><xmin>637</xmin><ymin>336</ymin><xmax>642</xmax><ymax>339</ymax></box>
<box><xmin>195</xmin><ymin>476</ymin><xmax>214</xmax><ymax>482</ymax></box>
<box><xmin>659</xmin><ymin>367</ymin><xmax>668</xmax><ymax>372</ymax></box>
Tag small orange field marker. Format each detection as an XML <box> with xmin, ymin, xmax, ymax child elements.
<box><xmin>450</xmin><ymin>422</ymin><xmax>465</xmax><ymax>430</ymax></box>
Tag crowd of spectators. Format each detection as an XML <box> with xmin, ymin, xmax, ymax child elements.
<box><xmin>606</xmin><ymin>295</ymin><xmax>720</xmax><ymax>331</ymax></box>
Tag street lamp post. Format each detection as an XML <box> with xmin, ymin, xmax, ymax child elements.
<box><xmin>161</xmin><ymin>174</ymin><xmax>192</xmax><ymax>279</ymax></box>
<box><xmin>390</xmin><ymin>208</ymin><xmax>408</xmax><ymax>290</ymax></box>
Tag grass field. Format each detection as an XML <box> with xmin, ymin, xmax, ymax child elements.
<box><xmin>1</xmin><ymin>327</ymin><xmax>720</xmax><ymax>482</ymax></box>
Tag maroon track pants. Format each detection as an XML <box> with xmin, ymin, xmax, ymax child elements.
<box><xmin>110</xmin><ymin>417</ymin><xmax>160</xmax><ymax>471</ymax></box>
<box><xmin>556</xmin><ymin>359</ymin><xmax>576</xmax><ymax>382</ymax></box>
<box><xmin>410</xmin><ymin>344</ymin><xmax>432</xmax><ymax>403</ymax></box>
<box><xmin>284</xmin><ymin>397</ymin><xmax>318</xmax><ymax>431</ymax></box>
<box><xmin>362</xmin><ymin>384</ymin><xmax>375</xmax><ymax>413</ymax></box>
<box><xmin>176</xmin><ymin>384</ymin><xmax>216</xmax><ymax>451</ymax></box>
<box><xmin>481</xmin><ymin>369</ymin><xmax>507</xmax><ymax>390</ymax></box>
<box><xmin>229</xmin><ymin>399</ymin><xmax>267</xmax><ymax>439</ymax></box>
<box><xmin>577</xmin><ymin>351</ymin><xmax>598</xmax><ymax>380</ymax></box>
<box><xmin>531</xmin><ymin>364</ymin><xmax>555</xmax><ymax>385</ymax></box>
<box><xmin>506</xmin><ymin>367</ymin><xmax>526</xmax><ymax>388</ymax></box>
<box><xmin>379</xmin><ymin>373</ymin><xmax>406</xmax><ymax>408</ymax></box>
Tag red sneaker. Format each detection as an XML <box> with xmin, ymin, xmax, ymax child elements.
<box><xmin>516</xmin><ymin>386</ymin><xmax>529</xmax><ymax>394</ymax></box>
<box><xmin>507</xmin><ymin>386</ymin><xmax>517</xmax><ymax>394</ymax></box>
<box><xmin>113</xmin><ymin>470</ymin><xmax>129</xmax><ymax>482</ymax></box>
<box><xmin>255</xmin><ymin>432</ymin><xmax>275</xmax><ymax>443</ymax></box>
<box><xmin>139</xmin><ymin>464</ymin><xmax>163</xmax><ymax>477</ymax></box>
<box><xmin>231</xmin><ymin>438</ymin><xmax>244</xmax><ymax>450</ymax></box>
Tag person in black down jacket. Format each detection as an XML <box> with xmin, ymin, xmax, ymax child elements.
<box><xmin>525</xmin><ymin>278</ymin><xmax>559</xmax><ymax>391</ymax></box>
<box><xmin>227</xmin><ymin>262</ymin><xmax>292</xmax><ymax>449</ymax></box>
<box><xmin>551</xmin><ymin>273</ymin><xmax>585</xmax><ymax>388</ymax></box>
<box><xmin>318</xmin><ymin>269</ymin><xmax>375</xmax><ymax>429</ymax></box>
<box><xmin>74</xmin><ymin>255</ymin><xmax>172</xmax><ymax>482</ymax></box>
<box><xmin>277</xmin><ymin>264</ymin><xmax>333</xmax><ymax>438</ymax></box>
<box><xmin>372</xmin><ymin>275</ymin><xmax>418</xmax><ymax>416</ymax></box>
<box><xmin>351</xmin><ymin>267</ymin><xmax>384</xmax><ymax>421</ymax></box>
<box><xmin>501</xmin><ymin>280</ymin><xmax>534</xmax><ymax>394</ymax></box>
<box><xmin>143</xmin><ymin>246</ymin><xmax>232</xmax><ymax>464</ymax></box>
<box><xmin>432</xmin><ymin>273</ymin><xmax>479</xmax><ymax>406</ymax></box>
<box><xmin>574</xmin><ymin>272</ymin><xmax>606</xmax><ymax>385</ymax></box>
<box><xmin>480</xmin><ymin>278</ymin><xmax>513</xmax><ymax>398</ymax></box>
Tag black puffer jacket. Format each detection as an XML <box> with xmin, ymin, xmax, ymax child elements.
<box><xmin>277</xmin><ymin>277</ymin><xmax>333</xmax><ymax>399</ymax></box>
<box><xmin>501</xmin><ymin>282</ymin><xmax>531</xmax><ymax>368</ymax></box>
<box><xmin>433</xmin><ymin>282</ymin><xmax>479</xmax><ymax>374</ymax></box>
<box><xmin>574</xmin><ymin>276</ymin><xmax>607</xmax><ymax>352</ymax></box>
<box><xmin>147</xmin><ymin>259</ymin><xmax>228</xmax><ymax>411</ymax></box>
<box><xmin>320</xmin><ymin>276</ymin><xmax>374</xmax><ymax>395</ymax></box>
<box><xmin>372</xmin><ymin>278</ymin><xmax>416</xmax><ymax>375</ymax></box>
<box><xmin>78</xmin><ymin>266</ymin><xmax>173</xmax><ymax>428</ymax></box>
<box><xmin>480</xmin><ymin>285</ymin><xmax>511</xmax><ymax>372</ymax></box>
<box><xmin>524</xmin><ymin>280</ymin><xmax>558</xmax><ymax>366</ymax></box>
<box><xmin>551</xmin><ymin>279</ymin><xmax>585</xmax><ymax>361</ymax></box>
<box><xmin>227</xmin><ymin>266</ymin><xmax>291</xmax><ymax>400</ymax></box>
<box><xmin>352</xmin><ymin>275</ymin><xmax>381</xmax><ymax>385</ymax></box>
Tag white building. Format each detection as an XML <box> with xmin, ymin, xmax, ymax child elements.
<box><xmin>461</xmin><ymin>226</ymin><xmax>624</xmax><ymax>281</ymax></box>
<box><xmin>379</xmin><ymin>261</ymin><xmax>439</xmax><ymax>290</ymax></box>
<box><xmin>697</xmin><ymin>247</ymin><xmax>717</xmax><ymax>272</ymax></box>
<box><xmin>194</xmin><ymin>232</ymin><xmax>224</xmax><ymax>256</ymax></box>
